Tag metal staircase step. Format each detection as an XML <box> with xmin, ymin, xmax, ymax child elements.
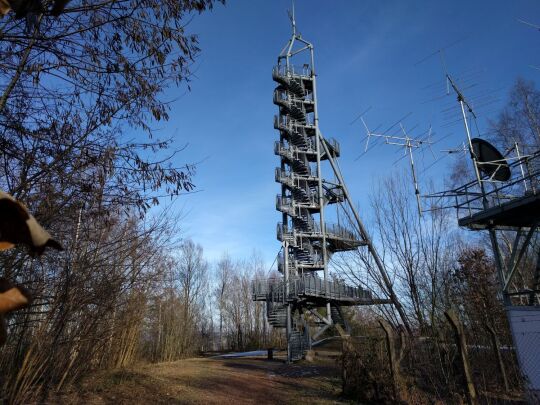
<box><xmin>268</xmin><ymin>305</ymin><xmax>287</xmax><ymax>328</ymax></box>
<box><xmin>289</xmin><ymin>330</ymin><xmax>309</xmax><ymax>361</ymax></box>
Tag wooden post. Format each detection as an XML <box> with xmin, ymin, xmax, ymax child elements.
<box><xmin>341</xmin><ymin>337</ymin><xmax>349</xmax><ymax>394</ymax></box>
<box><xmin>486</xmin><ymin>323</ymin><xmax>510</xmax><ymax>393</ymax></box>
<box><xmin>398</xmin><ymin>327</ymin><xmax>406</xmax><ymax>365</ymax></box>
<box><xmin>444</xmin><ymin>309</ymin><xmax>478</xmax><ymax>405</ymax></box>
<box><xmin>379</xmin><ymin>319</ymin><xmax>403</xmax><ymax>401</ymax></box>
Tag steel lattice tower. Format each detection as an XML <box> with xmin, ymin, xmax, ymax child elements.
<box><xmin>253</xmin><ymin>10</ymin><xmax>391</xmax><ymax>362</ymax></box>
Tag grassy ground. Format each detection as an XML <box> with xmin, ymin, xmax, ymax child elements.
<box><xmin>46</xmin><ymin>339</ymin><xmax>528</xmax><ymax>405</ymax></box>
<box><xmin>54</xmin><ymin>352</ymin><xmax>350</xmax><ymax>404</ymax></box>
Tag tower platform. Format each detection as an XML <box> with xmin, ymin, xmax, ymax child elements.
<box><xmin>448</xmin><ymin>150</ymin><xmax>540</xmax><ymax>230</ymax></box>
<box><xmin>458</xmin><ymin>192</ymin><xmax>540</xmax><ymax>230</ymax></box>
<box><xmin>252</xmin><ymin>276</ymin><xmax>388</xmax><ymax>306</ymax></box>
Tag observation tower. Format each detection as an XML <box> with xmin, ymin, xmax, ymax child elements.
<box><xmin>253</xmin><ymin>9</ymin><xmax>388</xmax><ymax>362</ymax></box>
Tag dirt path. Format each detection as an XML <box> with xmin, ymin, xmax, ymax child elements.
<box><xmin>56</xmin><ymin>356</ymin><xmax>350</xmax><ymax>404</ymax></box>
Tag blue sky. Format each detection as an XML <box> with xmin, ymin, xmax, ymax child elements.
<box><xmin>160</xmin><ymin>0</ymin><xmax>540</xmax><ymax>265</ymax></box>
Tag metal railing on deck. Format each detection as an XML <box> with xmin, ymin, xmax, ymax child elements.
<box><xmin>276</xmin><ymin>221</ymin><xmax>360</xmax><ymax>243</ymax></box>
<box><xmin>274</xmin><ymin>114</ymin><xmax>315</xmax><ymax>130</ymax></box>
<box><xmin>324</xmin><ymin>138</ymin><xmax>340</xmax><ymax>157</ymax></box>
<box><xmin>252</xmin><ymin>275</ymin><xmax>372</xmax><ymax>302</ymax></box>
<box><xmin>291</xmin><ymin>275</ymin><xmax>373</xmax><ymax>301</ymax></box>
<box><xmin>275</xmin><ymin>167</ymin><xmax>316</xmax><ymax>184</ymax></box>
<box><xmin>276</xmin><ymin>194</ymin><xmax>318</xmax><ymax>213</ymax></box>
<box><xmin>273</xmin><ymin>64</ymin><xmax>312</xmax><ymax>79</ymax></box>
<box><xmin>274</xmin><ymin>140</ymin><xmax>316</xmax><ymax>157</ymax></box>
<box><xmin>452</xmin><ymin>151</ymin><xmax>540</xmax><ymax>219</ymax></box>
<box><xmin>252</xmin><ymin>278</ymin><xmax>285</xmax><ymax>302</ymax></box>
<box><xmin>277</xmin><ymin>251</ymin><xmax>324</xmax><ymax>270</ymax></box>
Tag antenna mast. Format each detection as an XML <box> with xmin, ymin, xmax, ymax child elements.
<box><xmin>422</xmin><ymin>66</ymin><xmax>540</xmax><ymax>397</ymax></box>
<box><xmin>289</xmin><ymin>0</ymin><xmax>296</xmax><ymax>35</ymax></box>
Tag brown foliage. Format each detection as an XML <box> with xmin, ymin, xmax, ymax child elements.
<box><xmin>451</xmin><ymin>248</ymin><xmax>508</xmax><ymax>338</ymax></box>
<box><xmin>0</xmin><ymin>0</ymin><xmax>225</xmax><ymax>402</ymax></box>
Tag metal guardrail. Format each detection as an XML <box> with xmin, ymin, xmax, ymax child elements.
<box><xmin>274</xmin><ymin>140</ymin><xmax>316</xmax><ymax>157</ymax></box>
<box><xmin>274</xmin><ymin>114</ymin><xmax>315</xmax><ymax>130</ymax></box>
<box><xmin>322</xmin><ymin>223</ymin><xmax>358</xmax><ymax>241</ymax></box>
<box><xmin>291</xmin><ymin>276</ymin><xmax>373</xmax><ymax>301</ymax></box>
<box><xmin>453</xmin><ymin>151</ymin><xmax>540</xmax><ymax>219</ymax></box>
<box><xmin>273</xmin><ymin>64</ymin><xmax>312</xmax><ymax>79</ymax></box>
<box><xmin>274</xmin><ymin>140</ymin><xmax>340</xmax><ymax>161</ymax></box>
<box><xmin>252</xmin><ymin>275</ymin><xmax>372</xmax><ymax>302</ymax></box>
<box><xmin>275</xmin><ymin>167</ymin><xmax>316</xmax><ymax>184</ymax></box>
<box><xmin>323</xmin><ymin>185</ymin><xmax>345</xmax><ymax>203</ymax></box>
<box><xmin>273</xmin><ymin>86</ymin><xmax>314</xmax><ymax>104</ymax></box>
<box><xmin>277</xmin><ymin>251</ymin><xmax>324</xmax><ymax>270</ymax></box>
<box><xmin>276</xmin><ymin>221</ymin><xmax>359</xmax><ymax>242</ymax></box>
<box><xmin>276</xmin><ymin>195</ymin><xmax>319</xmax><ymax>214</ymax></box>
<box><xmin>324</xmin><ymin>138</ymin><xmax>340</xmax><ymax>157</ymax></box>
<box><xmin>273</xmin><ymin>88</ymin><xmax>293</xmax><ymax>107</ymax></box>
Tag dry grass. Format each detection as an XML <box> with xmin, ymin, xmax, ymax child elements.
<box><xmin>51</xmin><ymin>354</ymin><xmax>351</xmax><ymax>405</ymax></box>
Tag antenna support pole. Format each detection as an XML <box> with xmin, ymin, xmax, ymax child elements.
<box><xmin>407</xmin><ymin>139</ymin><xmax>422</xmax><ymax>216</ymax></box>
<box><xmin>452</xmin><ymin>75</ymin><xmax>509</xmax><ymax>304</ymax></box>
<box><xmin>458</xmin><ymin>98</ymin><xmax>484</xmax><ymax>197</ymax></box>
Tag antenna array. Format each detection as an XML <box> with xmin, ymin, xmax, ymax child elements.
<box><xmin>360</xmin><ymin>117</ymin><xmax>434</xmax><ymax>215</ymax></box>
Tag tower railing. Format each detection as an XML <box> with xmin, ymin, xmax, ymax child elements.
<box><xmin>272</xmin><ymin>64</ymin><xmax>312</xmax><ymax>79</ymax></box>
<box><xmin>252</xmin><ymin>275</ymin><xmax>373</xmax><ymax>302</ymax></box>
<box><xmin>276</xmin><ymin>221</ymin><xmax>362</xmax><ymax>244</ymax></box>
<box><xmin>446</xmin><ymin>151</ymin><xmax>540</xmax><ymax>219</ymax></box>
<box><xmin>277</xmin><ymin>251</ymin><xmax>324</xmax><ymax>272</ymax></box>
<box><xmin>275</xmin><ymin>167</ymin><xmax>316</xmax><ymax>183</ymax></box>
<box><xmin>274</xmin><ymin>113</ymin><xmax>315</xmax><ymax>130</ymax></box>
<box><xmin>324</xmin><ymin>137</ymin><xmax>341</xmax><ymax>157</ymax></box>
<box><xmin>276</xmin><ymin>194</ymin><xmax>319</xmax><ymax>212</ymax></box>
<box><xmin>274</xmin><ymin>140</ymin><xmax>316</xmax><ymax>156</ymax></box>
<box><xmin>273</xmin><ymin>87</ymin><xmax>314</xmax><ymax>104</ymax></box>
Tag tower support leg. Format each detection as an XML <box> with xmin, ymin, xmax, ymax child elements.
<box><xmin>286</xmin><ymin>303</ymin><xmax>292</xmax><ymax>363</ymax></box>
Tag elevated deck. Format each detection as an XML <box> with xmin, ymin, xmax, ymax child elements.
<box><xmin>430</xmin><ymin>150</ymin><xmax>540</xmax><ymax>230</ymax></box>
<box><xmin>276</xmin><ymin>222</ymin><xmax>366</xmax><ymax>251</ymax></box>
<box><xmin>458</xmin><ymin>192</ymin><xmax>540</xmax><ymax>230</ymax></box>
<box><xmin>252</xmin><ymin>276</ymin><xmax>389</xmax><ymax>306</ymax></box>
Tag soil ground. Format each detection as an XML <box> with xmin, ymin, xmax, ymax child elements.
<box><xmin>55</xmin><ymin>350</ymin><xmax>350</xmax><ymax>404</ymax></box>
<box><xmin>51</xmin><ymin>337</ymin><xmax>526</xmax><ymax>404</ymax></box>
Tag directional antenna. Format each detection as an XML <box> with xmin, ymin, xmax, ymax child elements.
<box><xmin>442</xmin><ymin>141</ymin><xmax>468</xmax><ymax>155</ymax></box>
<box><xmin>287</xmin><ymin>0</ymin><xmax>296</xmax><ymax>34</ymax></box>
<box><xmin>471</xmin><ymin>138</ymin><xmax>511</xmax><ymax>181</ymax></box>
<box><xmin>517</xmin><ymin>18</ymin><xmax>540</xmax><ymax>31</ymax></box>
<box><xmin>361</xmin><ymin>117</ymin><xmax>434</xmax><ymax>216</ymax></box>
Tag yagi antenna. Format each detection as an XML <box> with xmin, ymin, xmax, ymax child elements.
<box><xmin>447</xmin><ymin>74</ymin><xmax>477</xmax><ymax>119</ymax></box>
<box><xmin>287</xmin><ymin>0</ymin><xmax>296</xmax><ymax>35</ymax></box>
<box><xmin>517</xmin><ymin>18</ymin><xmax>540</xmax><ymax>31</ymax></box>
<box><xmin>361</xmin><ymin>117</ymin><xmax>434</xmax><ymax>216</ymax></box>
<box><xmin>442</xmin><ymin>141</ymin><xmax>468</xmax><ymax>155</ymax></box>
<box><xmin>516</xmin><ymin>19</ymin><xmax>540</xmax><ymax>72</ymax></box>
<box><xmin>446</xmin><ymin>71</ymin><xmax>486</xmax><ymax>192</ymax></box>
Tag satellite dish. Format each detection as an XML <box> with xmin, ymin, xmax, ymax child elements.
<box><xmin>471</xmin><ymin>138</ymin><xmax>511</xmax><ymax>181</ymax></box>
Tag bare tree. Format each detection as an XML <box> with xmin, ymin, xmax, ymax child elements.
<box><xmin>336</xmin><ymin>173</ymin><xmax>457</xmax><ymax>333</ymax></box>
<box><xmin>177</xmin><ymin>239</ymin><xmax>208</xmax><ymax>355</ymax></box>
<box><xmin>214</xmin><ymin>253</ymin><xmax>233</xmax><ymax>351</ymax></box>
<box><xmin>0</xmin><ymin>1</ymin><xmax>225</xmax><ymax>401</ymax></box>
<box><xmin>491</xmin><ymin>78</ymin><xmax>540</xmax><ymax>151</ymax></box>
<box><xmin>248</xmin><ymin>251</ymin><xmax>268</xmax><ymax>347</ymax></box>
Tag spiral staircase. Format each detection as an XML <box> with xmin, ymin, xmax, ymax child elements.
<box><xmin>252</xmin><ymin>13</ymin><xmax>389</xmax><ymax>363</ymax></box>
